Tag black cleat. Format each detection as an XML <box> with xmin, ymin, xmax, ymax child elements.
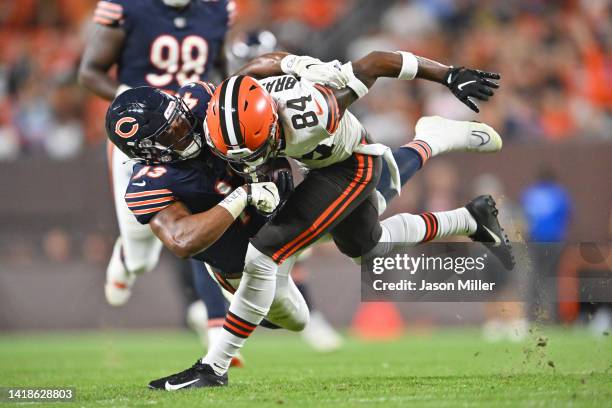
<box><xmin>148</xmin><ymin>361</ymin><xmax>228</xmax><ymax>391</ymax></box>
<box><xmin>465</xmin><ymin>195</ymin><xmax>514</xmax><ymax>270</ymax></box>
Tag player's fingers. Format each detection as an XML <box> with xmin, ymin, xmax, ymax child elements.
<box><xmin>482</xmin><ymin>78</ymin><xmax>500</xmax><ymax>89</ymax></box>
<box><xmin>477</xmin><ymin>70</ymin><xmax>501</xmax><ymax>80</ymax></box>
<box><xmin>330</xmin><ymin>78</ymin><xmax>348</xmax><ymax>89</ymax></box>
<box><xmin>464</xmin><ymin>97</ymin><xmax>480</xmax><ymax>113</ymax></box>
<box><xmin>478</xmin><ymin>86</ymin><xmax>494</xmax><ymax>97</ymax></box>
<box><xmin>280</xmin><ymin>171</ymin><xmax>291</xmax><ymax>194</ymax></box>
<box><xmin>329</xmin><ymin>59</ymin><xmax>342</xmax><ymax>70</ymax></box>
<box><xmin>332</xmin><ymin>72</ymin><xmax>350</xmax><ymax>88</ymax></box>
<box><xmin>473</xmin><ymin>93</ymin><xmax>490</xmax><ymax>101</ymax></box>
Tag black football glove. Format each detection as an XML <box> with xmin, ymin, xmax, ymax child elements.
<box><xmin>273</xmin><ymin>169</ymin><xmax>294</xmax><ymax>202</ymax></box>
<box><xmin>444</xmin><ymin>67</ymin><xmax>500</xmax><ymax>113</ymax></box>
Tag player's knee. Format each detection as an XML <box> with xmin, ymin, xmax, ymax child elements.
<box><xmin>244</xmin><ymin>244</ymin><xmax>277</xmax><ymax>280</ymax></box>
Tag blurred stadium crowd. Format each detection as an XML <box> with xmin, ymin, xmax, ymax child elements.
<box><xmin>0</xmin><ymin>0</ymin><xmax>610</xmax><ymax>161</ymax></box>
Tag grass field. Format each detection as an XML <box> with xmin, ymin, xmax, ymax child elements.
<box><xmin>1</xmin><ymin>327</ymin><xmax>611</xmax><ymax>407</ymax></box>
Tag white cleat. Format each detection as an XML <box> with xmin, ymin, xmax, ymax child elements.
<box><xmin>104</xmin><ymin>238</ymin><xmax>137</xmax><ymax>306</ymax></box>
<box><xmin>414</xmin><ymin>115</ymin><xmax>502</xmax><ymax>156</ymax></box>
<box><xmin>301</xmin><ymin>311</ymin><xmax>344</xmax><ymax>353</ymax></box>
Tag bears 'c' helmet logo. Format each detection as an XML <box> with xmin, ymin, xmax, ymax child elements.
<box><xmin>115</xmin><ymin>117</ymin><xmax>139</xmax><ymax>138</ymax></box>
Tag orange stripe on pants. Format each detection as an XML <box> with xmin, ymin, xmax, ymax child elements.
<box><xmin>274</xmin><ymin>154</ymin><xmax>373</xmax><ymax>264</ymax></box>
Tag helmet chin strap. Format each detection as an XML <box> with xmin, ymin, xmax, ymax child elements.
<box><xmin>162</xmin><ymin>0</ymin><xmax>191</xmax><ymax>7</ymax></box>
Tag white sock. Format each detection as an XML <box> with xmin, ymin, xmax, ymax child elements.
<box><xmin>380</xmin><ymin>213</ymin><xmax>427</xmax><ymax>244</ymax></box>
<box><xmin>379</xmin><ymin>207</ymin><xmax>476</xmax><ymax>246</ymax></box>
<box><xmin>430</xmin><ymin>208</ymin><xmax>477</xmax><ymax>239</ymax></box>
<box><xmin>202</xmin><ymin>244</ymin><xmax>277</xmax><ymax>375</ymax></box>
<box><xmin>206</xmin><ymin>326</ymin><xmax>224</xmax><ymax>349</ymax></box>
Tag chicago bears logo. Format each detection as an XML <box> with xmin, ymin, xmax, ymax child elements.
<box><xmin>115</xmin><ymin>117</ymin><xmax>139</xmax><ymax>139</ymax></box>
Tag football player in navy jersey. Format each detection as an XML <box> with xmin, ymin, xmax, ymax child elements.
<box><xmin>77</xmin><ymin>0</ymin><xmax>244</xmax><ymax>361</ymax></box>
<box><xmin>78</xmin><ymin>0</ymin><xmax>351</xmax><ymax>363</ymax></box>
<box><xmin>107</xmin><ymin>81</ymin><xmax>308</xmax><ymax>335</ymax></box>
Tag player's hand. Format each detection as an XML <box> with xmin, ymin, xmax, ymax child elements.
<box><xmin>274</xmin><ymin>170</ymin><xmax>294</xmax><ymax>201</ymax></box>
<box><xmin>444</xmin><ymin>67</ymin><xmax>500</xmax><ymax>113</ymax></box>
<box><xmin>246</xmin><ymin>182</ymin><xmax>280</xmax><ymax>214</ymax></box>
<box><xmin>284</xmin><ymin>55</ymin><xmax>349</xmax><ymax>89</ymax></box>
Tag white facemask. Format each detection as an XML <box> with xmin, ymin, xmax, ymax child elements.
<box><xmin>162</xmin><ymin>0</ymin><xmax>191</xmax><ymax>8</ymax></box>
<box><xmin>179</xmin><ymin>134</ymin><xmax>202</xmax><ymax>160</ymax></box>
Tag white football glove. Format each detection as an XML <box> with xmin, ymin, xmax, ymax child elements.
<box><xmin>248</xmin><ymin>182</ymin><xmax>280</xmax><ymax>214</ymax></box>
<box><xmin>281</xmin><ymin>55</ymin><xmax>349</xmax><ymax>89</ymax></box>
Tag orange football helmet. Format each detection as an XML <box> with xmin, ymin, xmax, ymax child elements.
<box><xmin>205</xmin><ymin>75</ymin><xmax>280</xmax><ymax>169</ymax></box>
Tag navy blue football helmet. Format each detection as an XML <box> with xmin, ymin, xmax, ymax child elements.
<box><xmin>105</xmin><ymin>87</ymin><xmax>202</xmax><ymax>164</ymax></box>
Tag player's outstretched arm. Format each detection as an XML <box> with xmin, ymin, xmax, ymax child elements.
<box><xmin>233</xmin><ymin>52</ymin><xmax>288</xmax><ymax>78</ymax></box>
<box><xmin>336</xmin><ymin>51</ymin><xmax>500</xmax><ymax>113</ymax></box>
<box><xmin>149</xmin><ymin>183</ymin><xmax>279</xmax><ymax>258</ymax></box>
<box><xmin>78</xmin><ymin>25</ymin><xmax>126</xmax><ymax>101</ymax></box>
<box><xmin>150</xmin><ymin>202</ymin><xmax>236</xmax><ymax>258</ymax></box>
<box><xmin>234</xmin><ymin>52</ymin><xmax>348</xmax><ymax>89</ymax></box>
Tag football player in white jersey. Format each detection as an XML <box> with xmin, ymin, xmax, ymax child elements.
<box><xmin>148</xmin><ymin>49</ymin><xmax>513</xmax><ymax>389</ymax></box>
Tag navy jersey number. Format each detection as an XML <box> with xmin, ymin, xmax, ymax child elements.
<box><xmin>146</xmin><ymin>35</ymin><xmax>209</xmax><ymax>88</ymax></box>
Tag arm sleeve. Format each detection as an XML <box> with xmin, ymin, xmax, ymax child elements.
<box><xmin>312</xmin><ymin>84</ymin><xmax>340</xmax><ymax>134</ymax></box>
<box><xmin>124</xmin><ymin>166</ymin><xmax>176</xmax><ymax>224</ymax></box>
<box><xmin>93</xmin><ymin>0</ymin><xmax>126</xmax><ymax>28</ymax></box>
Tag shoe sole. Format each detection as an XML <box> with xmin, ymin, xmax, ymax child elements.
<box><xmin>469</xmin><ymin>122</ymin><xmax>502</xmax><ymax>153</ymax></box>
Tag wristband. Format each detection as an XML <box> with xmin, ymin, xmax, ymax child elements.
<box><xmin>396</xmin><ymin>51</ymin><xmax>418</xmax><ymax>80</ymax></box>
<box><xmin>280</xmin><ymin>54</ymin><xmax>298</xmax><ymax>75</ymax></box>
<box><xmin>340</xmin><ymin>62</ymin><xmax>369</xmax><ymax>99</ymax></box>
<box><xmin>218</xmin><ymin>186</ymin><xmax>248</xmax><ymax>219</ymax></box>
<box><xmin>115</xmin><ymin>84</ymin><xmax>132</xmax><ymax>97</ymax></box>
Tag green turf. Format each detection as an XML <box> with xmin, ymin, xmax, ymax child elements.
<box><xmin>0</xmin><ymin>327</ymin><xmax>610</xmax><ymax>407</ymax></box>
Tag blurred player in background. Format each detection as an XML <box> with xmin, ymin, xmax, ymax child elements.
<box><xmin>78</xmin><ymin>0</ymin><xmax>237</xmax><ymax>356</ymax></box>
